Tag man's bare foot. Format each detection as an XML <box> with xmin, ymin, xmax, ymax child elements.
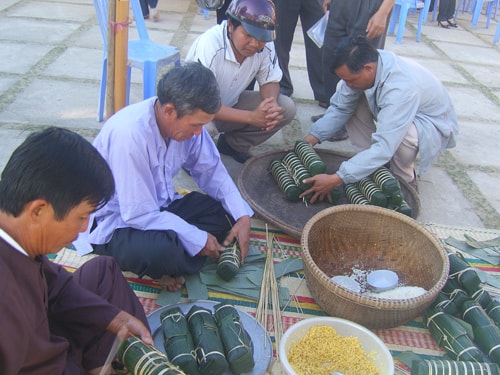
<box><xmin>157</xmin><ymin>275</ymin><xmax>185</xmax><ymax>292</ymax></box>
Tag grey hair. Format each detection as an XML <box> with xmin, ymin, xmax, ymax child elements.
<box><xmin>156</xmin><ymin>62</ymin><xmax>221</xmax><ymax>118</ymax></box>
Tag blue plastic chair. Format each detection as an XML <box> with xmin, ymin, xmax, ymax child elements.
<box><xmin>93</xmin><ymin>0</ymin><xmax>180</xmax><ymax>121</ymax></box>
<box><xmin>389</xmin><ymin>0</ymin><xmax>432</xmax><ymax>43</ymax></box>
<box><xmin>456</xmin><ymin>0</ymin><xmax>499</xmax><ymax>28</ymax></box>
<box><xmin>494</xmin><ymin>19</ymin><xmax>500</xmax><ymax>43</ymax></box>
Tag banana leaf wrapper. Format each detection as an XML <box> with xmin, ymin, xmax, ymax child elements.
<box><xmin>410</xmin><ymin>359</ymin><xmax>500</xmax><ymax>375</ymax></box>
<box><xmin>396</xmin><ymin>200</ymin><xmax>412</xmax><ymax>217</ymax></box>
<box><xmin>462</xmin><ymin>300</ymin><xmax>494</xmax><ymax>328</ymax></box>
<box><xmin>160</xmin><ymin>307</ymin><xmax>199</xmax><ymax>375</ymax></box>
<box><xmin>424</xmin><ymin>308</ymin><xmax>483</xmax><ymax>362</ymax></box>
<box><xmin>268</xmin><ymin>159</ymin><xmax>302</xmax><ymax>202</ymax></box>
<box><xmin>431</xmin><ymin>292</ymin><xmax>459</xmax><ymax>316</ymax></box>
<box><xmin>117</xmin><ymin>337</ymin><xmax>187</xmax><ymax>375</ymax></box>
<box><xmin>448</xmin><ymin>253</ymin><xmax>482</xmax><ymax>295</ymax></box>
<box><xmin>371</xmin><ymin>166</ymin><xmax>401</xmax><ymax>196</ymax></box>
<box><xmin>474</xmin><ymin>325</ymin><xmax>500</xmax><ymax>366</ymax></box>
<box><xmin>472</xmin><ymin>288</ymin><xmax>494</xmax><ymax>309</ymax></box>
<box><xmin>217</xmin><ymin>243</ymin><xmax>241</xmax><ymax>282</ymax></box>
<box><xmin>187</xmin><ymin>305</ymin><xmax>228</xmax><ymax>375</ymax></box>
<box><xmin>214</xmin><ymin>302</ymin><xmax>254</xmax><ymax>374</ymax></box>
<box><xmin>487</xmin><ymin>300</ymin><xmax>500</xmax><ymax>328</ymax></box>
<box><xmin>294</xmin><ymin>140</ymin><xmax>326</xmax><ymax>176</ymax></box>
<box><xmin>281</xmin><ymin>151</ymin><xmax>313</xmax><ymax>191</ymax></box>
<box><xmin>442</xmin><ymin>278</ymin><xmax>472</xmax><ymax>309</ymax></box>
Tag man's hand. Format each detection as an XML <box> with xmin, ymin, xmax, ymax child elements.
<box><xmin>366</xmin><ymin>0</ymin><xmax>394</xmax><ymax>40</ymax></box>
<box><xmin>106</xmin><ymin>311</ymin><xmax>153</xmax><ymax>345</ymax></box>
<box><xmin>323</xmin><ymin>0</ymin><xmax>331</xmax><ymax>12</ymax></box>
<box><xmin>223</xmin><ymin>215</ymin><xmax>251</xmax><ymax>264</ymax></box>
<box><xmin>198</xmin><ymin>233</ymin><xmax>225</xmax><ymax>259</ymax></box>
<box><xmin>251</xmin><ymin>97</ymin><xmax>284</xmax><ymax>131</ymax></box>
<box><xmin>304</xmin><ymin>134</ymin><xmax>320</xmax><ymax>147</ymax></box>
<box><xmin>300</xmin><ymin>173</ymin><xmax>343</xmax><ymax>204</ymax></box>
<box><xmin>366</xmin><ymin>11</ymin><xmax>387</xmax><ymax>39</ymax></box>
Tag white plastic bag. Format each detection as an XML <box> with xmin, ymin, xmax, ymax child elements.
<box><xmin>307</xmin><ymin>11</ymin><xmax>329</xmax><ymax>48</ymax></box>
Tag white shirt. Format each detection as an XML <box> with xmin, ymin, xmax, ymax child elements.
<box><xmin>185</xmin><ymin>21</ymin><xmax>282</xmax><ymax>108</ymax></box>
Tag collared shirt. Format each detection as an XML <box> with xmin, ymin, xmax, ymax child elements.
<box><xmin>310</xmin><ymin>49</ymin><xmax>458</xmax><ymax>183</ymax></box>
<box><xmin>185</xmin><ymin>20</ymin><xmax>282</xmax><ymax>108</ymax></box>
<box><xmin>89</xmin><ymin>98</ymin><xmax>254</xmax><ymax>256</ymax></box>
<box><xmin>0</xmin><ymin>227</ymin><xmax>27</xmax><ymax>256</ymax></box>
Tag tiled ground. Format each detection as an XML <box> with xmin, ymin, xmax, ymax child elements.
<box><xmin>0</xmin><ymin>0</ymin><xmax>499</xmax><ymax>228</ymax></box>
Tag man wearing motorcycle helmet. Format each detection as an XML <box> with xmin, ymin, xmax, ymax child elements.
<box><xmin>186</xmin><ymin>0</ymin><xmax>296</xmax><ymax>163</ymax></box>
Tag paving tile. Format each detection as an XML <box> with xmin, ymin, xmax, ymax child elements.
<box><xmin>410</xmin><ymin>57</ymin><xmax>469</xmax><ymax>84</ymax></box>
<box><xmin>457</xmin><ymin>62</ymin><xmax>500</xmax><ymax>89</ymax></box>
<box><xmin>448</xmin><ymin>87</ymin><xmax>500</xmax><ymax>122</ymax></box>
<box><xmin>1</xmin><ymin>79</ymin><xmax>102</xmax><ymax>130</ymax></box>
<box><xmin>0</xmin><ymin>0</ymin><xmax>19</xmax><ymax>11</ymax></box>
<box><xmin>434</xmin><ymin>41</ymin><xmax>500</xmax><ymax>65</ymax></box>
<box><xmin>43</xmin><ymin>47</ymin><xmax>102</xmax><ymax>80</ymax></box>
<box><xmin>0</xmin><ymin>0</ymin><xmax>499</xmax><ymax>229</ymax></box>
<box><xmin>0</xmin><ymin>18</ymin><xmax>79</xmax><ymax>43</ymax></box>
<box><xmin>0</xmin><ymin>128</ymin><xmax>32</xmax><ymax>172</ymax></box>
<box><xmin>418</xmin><ymin>167</ymin><xmax>484</xmax><ymax>227</ymax></box>
<box><xmin>9</xmin><ymin>1</ymin><xmax>94</xmax><ymax>22</ymax></box>
<box><xmin>0</xmin><ymin>41</ymin><xmax>52</xmax><ymax>74</ymax></box>
<box><xmin>450</xmin><ymin>120</ymin><xmax>500</xmax><ymax>168</ymax></box>
<box><xmin>0</xmin><ymin>77</ymin><xmax>17</xmax><ymax>95</ymax></box>
<box><xmin>468</xmin><ymin>170</ymin><xmax>500</xmax><ymax>214</ymax></box>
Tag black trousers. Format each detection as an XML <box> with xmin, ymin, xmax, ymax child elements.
<box><xmin>322</xmin><ymin>0</ymin><xmax>390</xmax><ymax>102</ymax></box>
<box><xmin>273</xmin><ymin>0</ymin><xmax>324</xmax><ymax>100</ymax></box>
<box><xmin>93</xmin><ymin>192</ymin><xmax>235</xmax><ymax>279</ymax></box>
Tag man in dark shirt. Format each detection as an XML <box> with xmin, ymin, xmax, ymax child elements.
<box><xmin>0</xmin><ymin>127</ymin><xmax>152</xmax><ymax>374</ymax></box>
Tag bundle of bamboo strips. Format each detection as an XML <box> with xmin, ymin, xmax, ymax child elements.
<box><xmin>256</xmin><ymin>224</ymin><xmax>283</xmax><ymax>357</ymax></box>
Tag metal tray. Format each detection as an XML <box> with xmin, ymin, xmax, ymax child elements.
<box><xmin>147</xmin><ymin>300</ymin><xmax>273</xmax><ymax>375</ymax></box>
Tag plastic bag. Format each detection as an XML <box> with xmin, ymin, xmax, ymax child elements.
<box><xmin>307</xmin><ymin>11</ymin><xmax>329</xmax><ymax>48</ymax></box>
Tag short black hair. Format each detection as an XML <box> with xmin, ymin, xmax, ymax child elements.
<box><xmin>156</xmin><ymin>62</ymin><xmax>221</xmax><ymax>118</ymax></box>
<box><xmin>331</xmin><ymin>36</ymin><xmax>379</xmax><ymax>74</ymax></box>
<box><xmin>0</xmin><ymin>127</ymin><xmax>115</xmax><ymax>220</ymax></box>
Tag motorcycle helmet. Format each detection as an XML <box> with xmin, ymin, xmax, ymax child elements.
<box><xmin>226</xmin><ymin>0</ymin><xmax>276</xmax><ymax>42</ymax></box>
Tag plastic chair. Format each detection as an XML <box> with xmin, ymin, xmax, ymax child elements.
<box><xmin>494</xmin><ymin>19</ymin><xmax>500</xmax><ymax>43</ymax></box>
<box><xmin>389</xmin><ymin>0</ymin><xmax>432</xmax><ymax>44</ymax></box>
<box><xmin>456</xmin><ymin>0</ymin><xmax>499</xmax><ymax>28</ymax></box>
<box><xmin>93</xmin><ymin>0</ymin><xmax>180</xmax><ymax>122</ymax></box>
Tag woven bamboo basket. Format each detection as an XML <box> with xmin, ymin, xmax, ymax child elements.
<box><xmin>301</xmin><ymin>205</ymin><xmax>449</xmax><ymax>329</ymax></box>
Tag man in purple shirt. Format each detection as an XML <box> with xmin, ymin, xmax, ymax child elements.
<box><xmin>90</xmin><ymin>63</ymin><xmax>254</xmax><ymax>292</ymax></box>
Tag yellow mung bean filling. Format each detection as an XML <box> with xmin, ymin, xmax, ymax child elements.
<box><xmin>287</xmin><ymin>325</ymin><xmax>380</xmax><ymax>375</ymax></box>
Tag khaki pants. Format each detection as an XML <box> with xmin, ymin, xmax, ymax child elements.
<box><xmin>347</xmin><ymin>96</ymin><xmax>419</xmax><ymax>184</ymax></box>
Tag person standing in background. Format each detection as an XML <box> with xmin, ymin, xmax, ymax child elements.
<box><xmin>311</xmin><ymin>0</ymin><xmax>394</xmax><ymax>140</ymax></box>
<box><xmin>216</xmin><ymin>0</ymin><xmax>231</xmax><ymax>23</ymax></box>
<box><xmin>431</xmin><ymin>0</ymin><xmax>458</xmax><ymax>28</ymax></box>
<box><xmin>139</xmin><ymin>0</ymin><xmax>159</xmax><ymax>21</ymax></box>
<box><xmin>273</xmin><ymin>0</ymin><xmax>326</xmax><ymax>108</ymax></box>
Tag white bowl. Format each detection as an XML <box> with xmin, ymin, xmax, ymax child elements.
<box><xmin>279</xmin><ymin>317</ymin><xmax>394</xmax><ymax>375</ymax></box>
<box><xmin>367</xmin><ymin>269</ymin><xmax>399</xmax><ymax>292</ymax></box>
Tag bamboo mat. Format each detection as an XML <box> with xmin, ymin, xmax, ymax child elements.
<box><xmin>53</xmin><ymin>219</ymin><xmax>500</xmax><ymax>374</ymax></box>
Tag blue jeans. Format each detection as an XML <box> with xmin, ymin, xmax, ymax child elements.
<box><xmin>139</xmin><ymin>0</ymin><xmax>159</xmax><ymax>17</ymax></box>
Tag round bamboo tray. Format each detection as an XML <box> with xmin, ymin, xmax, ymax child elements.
<box><xmin>237</xmin><ymin>149</ymin><xmax>420</xmax><ymax>239</ymax></box>
<box><xmin>301</xmin><ymin>205</ymin><xmax>449</xmax><ymax>329</ymax></box>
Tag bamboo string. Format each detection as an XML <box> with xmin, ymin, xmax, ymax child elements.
<box><xmin>256</xmin><ymin>224</ymin><xmax>283</xmax><ymax>358</ymax></box>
